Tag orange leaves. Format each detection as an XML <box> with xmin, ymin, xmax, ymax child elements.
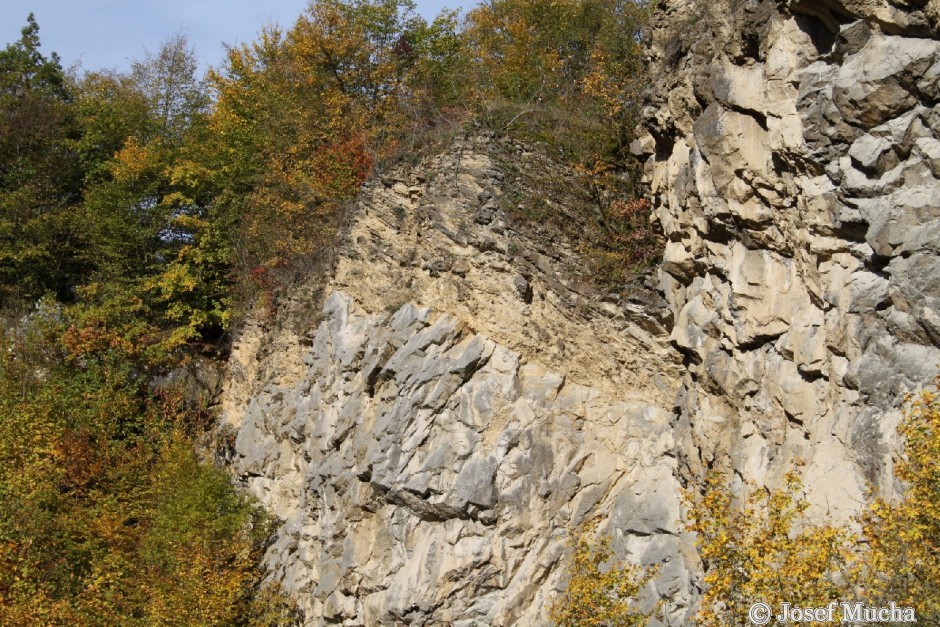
<box><xmin>464</xmin><ymin>0</ymin><xmax>648</xmax><ymax>111</ymax></box>
<box><xmin>314</xmin><ymin>134</ymin><xmax>376</xmax><ymax>191</ymax></box>
<box><xmin>57</xmin><ymin>428</ymin><xmax>109</xmax><ymax>494</ymax></box>
<box><xmin>205</xmin><ymin>1</ymin><xmax>456</xmax><ymax>282</ymax></box>
<box><xmin>61</xmin><ymin>324</ymin><xmax>134</xmax><ymax>360</ymax></box>
<box><xmin>464</xmin><ymin>0</ymin><xmax>545</xmax><ymax>103</ymax></box>
<box><xmin>611</xmin><ymin>198</ymin><xmax>650</xmax><ymax>215</ymax></box>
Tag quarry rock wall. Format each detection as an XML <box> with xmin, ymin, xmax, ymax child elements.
<box><xmin>219</xmin><ymin>138</ymin><xmax>693</xmax><ymax>624</ymax></box>
<box><xmin>639</xmin><ymin>0</ymin><xmax>940</xmax><ymax>515</ymax></box>
<box><xmin>219</xmin><ymin>0</ymin><xmax>940</xmax><ymax>623</ymax></box>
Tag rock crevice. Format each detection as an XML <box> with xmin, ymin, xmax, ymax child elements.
<box><xmin>640</xmin><ymin>0</ymin><xmax>940</xmax><ymax>507</ymax></box>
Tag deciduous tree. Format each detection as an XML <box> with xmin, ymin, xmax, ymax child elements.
<box><xmin>0</xmin><ymin>14</ymin><xmax>85</xmax><ymax>304</ymax></box>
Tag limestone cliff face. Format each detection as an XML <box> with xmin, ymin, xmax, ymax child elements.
<box><xmin>219</xmin><ymin>0</ymin><xmax>940</xmax><ymax>624</ymax></box>
<box><xmin>219</xmin><ymin>137</ymin><xmax>693</xmax><ymax>625</ymax></box>
<box><xmin>639</xmin><ymin>0</ymin><xmax>940</xmax><ymax>514</ymax></box>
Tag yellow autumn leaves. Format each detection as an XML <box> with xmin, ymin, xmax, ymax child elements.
<box><xmin>552</xmin><ymin>379</ymin><xmax>940</xmax><ymax>625</ymax></box>
<box><xmin>688</xmin><ymin>468</ymin><xmax>853</xmax><ymax>626</ymax></box>
<box><xmin>550</xmin><ymin>528</ymin><xmax>653</xmax><ymax>626</ymax></box>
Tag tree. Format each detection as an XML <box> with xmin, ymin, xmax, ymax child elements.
<box><xmin>460</xmin><ymin>0</ymin><xmax>661</xmax><ymax>289</ymax></box>
<box><xmin>856</xmin><ymin>378</ymin><xmax>940</xmax><ymax>621</ymax></box>
<box><xmin>68</xmin><ymin>34</ymin><xmax>230</xmax><ymax>353</ymax></box>
<box><xmin>71</xmin><ymin>70</ymin><xmax>154</xmax><ymax>184</ymax></box>
<box><xmin>684</xmin><ymin>380</ymin><xmax>940</xmax><ymax>624</ymax></box>
<box><xmin>462</xmin><ymin>0</ymin><xmax>650</xmax><ymax>146</ymax></box>
<box><xmin>0</xmin><ymin>14</ymin><xmax>69</xmax><ymax>99</ymax></box>
<box><xmin>0</xmin><ymin>14</ymin><xmax>85</xmax><ymax>305</ymax></box>
<box><xmin>686</xmin><ymin>469</ymin><xmax>853</xmax><ymax>626</ymax></box>
<box><xmin>131</xmin><ymin>32</ymin><xmax>208</xmax><ymax>145</ymax></box>
<box><xmin>204</xmin><ymin>0</ymin><xmax>461</xmax><ymax>286</ymax></box>
<box><xmin>0</xmin><ymin>319</ymin><xmax>294</xmax><ymax>624</ymax></box>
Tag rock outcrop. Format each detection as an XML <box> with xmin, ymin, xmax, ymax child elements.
<box><xmin>219</xmin><ymin>0</ymin><xmax>940</xmax><ymax>623</ymax></box>
<box><xmin>639</xmin><ymin>0</ymin><xmax>940</xmax><ymax>515</ymax></box>
<box><xmin>219</xmin><ymin>138</ymin><xmax>693</xmax><ymax>625</ymax></box>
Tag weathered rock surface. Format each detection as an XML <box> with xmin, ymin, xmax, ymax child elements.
<box><xmin>220</xmin><ymin>0</ymin><xmax>940</xmax><ymax>623</ymax></box>
<box><xmin>220</xmin><ymin>138</ymin><xmax>692</xmax><ymax>625</ymax></box>
<box><xmin>640</xmin><ymin>0</ymin><xmax>940</xmax><ymax>516</ymax></box>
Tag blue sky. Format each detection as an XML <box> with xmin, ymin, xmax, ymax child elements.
<box><xmin>1</xmin><ymin>1</ymin><xmax>462</xmax><ymax>74</ymax></box>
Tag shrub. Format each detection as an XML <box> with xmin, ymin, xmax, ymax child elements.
<box><xmin>855</xmin><ymin>377</ymin><xmax>940</xmax><ymax>621</ymax></box>
<box><xmin>550</xmin><ymin>525</ymin><xmax>655</xmax><ymax>626</ymax></box>
<box><xmin>685</xmin><ymin>379</ymin><xmax>940</xmax><ymax>624</ymax></box>
<box><xmin>686</xmin><ymin>468</ymin><xmax>854</xmax><ymax>626</ymax></box>
<box><xmin>0</xmin><ymin>324</ymin><xmax>293</xmax><ymax>624</ymax></box>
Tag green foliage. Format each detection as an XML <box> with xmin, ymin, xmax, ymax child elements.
<box><xmin>71</xmin><ymin>70</ymin><xmax>154</xmax><ymax>183</ymax></box>
<box><xmin>462</xmin><ymin>0</ymin><xmax>661</xmax><ymax>288</ymax></box>
<box><xmin>550</xmin><ymin>525</ymin><xmax>655</xmax><ymax>626</ymax></box>
<box><xmin>463</xmin><ymin>0</ymin><xmax>650</xmax><ymax>154</ymax></box>
<box><xmin>0</xmin><ymin>5</ymin><xmax>662</xmax><ymax>621</ymax></box>
<box><xmin>204</xmin><ymin>0</ymin><xmax>464</xmax><ymax>289</ymax></box>
<box><xmin>0</xmin><ymin>20</ymin><xmax>308</xmax><ymax>621</ymax></box>
<box><xmin>0</xmin><ymin>14</ymin><xmax>69</xmax><ymax>99</ymax></box>
<box><xmin>1</xmin><ymin>18</ymin><xmax>227</xmax><ymax>349</ymax></box>
<box><xmin>131</xmin><ymin>32</ymin><xmax>209</xmax><ymax>145</ymax></box>
<box><xmin>2</xmin><ymin>1</ymin><xmax>659</xmax><ymax>335</ymax></box>
<box><xmin>0</xmin><ymin>14</ymin><xmax>86</xmax><ymax>304</ymax></box>
<box><xmin>0</xmin><ymin>319</ymin><xmax>291</xmax><ymax>624</ymax></box>
<box><xmin>70</xmin><ymin>32</ymin><xmax>230</xmax><ymax>350</ymax></box>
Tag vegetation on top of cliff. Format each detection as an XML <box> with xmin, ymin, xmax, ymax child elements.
<box><xmin>0</xmin><ymin>1</ymin><xmax>656</xmax><ymax>620</ymax></box>
<box><xmin>1</xmin><ymin>0</ymin><xmax>657</xmax><ymax>336</ymax></box>
<box><xmin>464</xmin><ymin>0</ymin><xmax>660</xmax><ymax>288</ymax></box>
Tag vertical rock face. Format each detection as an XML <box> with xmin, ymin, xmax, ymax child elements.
<box><xmin>219</xmin><ymin>138</ymin><xmax>694</xmax><ymax>625</ymax></box>
<box><xmin>221</xmin><ymin>0</ymin><xmax>940</xmax><ymax>623</ymax></box>
<box><xmin>640</xmin><ymin>0</ymin><xmax>940</xmax><ymax>515</ymax></box>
